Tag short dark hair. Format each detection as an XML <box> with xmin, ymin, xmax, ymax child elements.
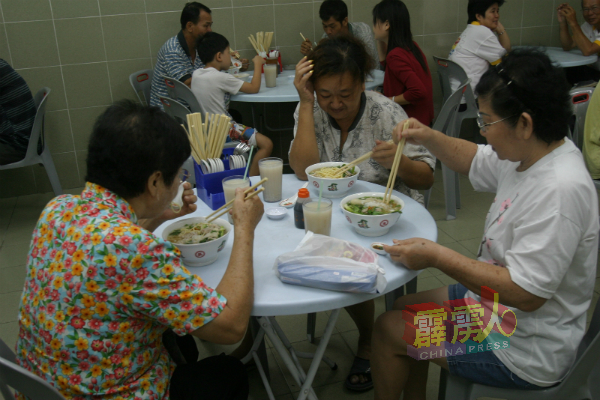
<box><xmin>467</xmin><ymin>0</ymin><xmax>505</xmax><ymax>24</ymax></box>
<box><xmin>319</xmin><ymin>0</ymin><xmax>348</xmax><ymax>23</ymax></box>
<box><xmin>196</xmin><ymin>32</ymin><xmax>229</xmax><ymax>65</ymax></box>
<box><xmin>86</xmin><ymin>100</ymin><xmax>191</xmax><ymax>199</ymax></box>
<box><xmin>180</xmin><ymin>2</ymin><xmax>211</xmax><ymax>31</ymax></box>
<box><xmin>308</xmin><ymin>35</ymin><xmax>376</xmax><ymax>85</ymax></box>
<box><xmin>476</xmin><ymin>48</ymin><xmax>572</xmax><ymax>145</ymax></box>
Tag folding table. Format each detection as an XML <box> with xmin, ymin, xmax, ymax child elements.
<box><xmin>154</xmin><ymin>175</ymin><xmax>437</xmax><ymax>400</ymax></box>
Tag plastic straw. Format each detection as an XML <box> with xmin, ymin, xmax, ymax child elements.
<box><xmin>243</xmin><ymin>145</ymin><xmax>254</xmax><ymax>180</ymax></box>
<box><xmin>318</xmin><ymin>179</ymin><xmax>323</xmax><ymax>210</ymax></box>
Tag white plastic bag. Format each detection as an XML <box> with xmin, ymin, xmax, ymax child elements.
<box><xmin>274</xmin><ymin>232</ymin><xmax>387</xmax><ymax>294</ymax></box>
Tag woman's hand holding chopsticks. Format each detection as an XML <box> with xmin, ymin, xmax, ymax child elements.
<box><xmin>206</xmin><ymin>178</ymin><xmax>268</xmax><ymax>223</ymax></box>
<box><xmin>230</xmin><ymin>187</ymin><xmax>264</xmax><ymax>229</ymax></box>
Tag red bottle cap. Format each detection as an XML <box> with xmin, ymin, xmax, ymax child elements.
<box><xmin>298</xmin><ymin>188</ymin><xmax>310</xmax><ymax>198</ymax></box>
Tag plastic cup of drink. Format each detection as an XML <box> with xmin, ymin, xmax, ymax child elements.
<box><xmin>259</xmin><ymin>157</ymin><xmax>283</xmax><ymax>202</ymax></box>
<box><xmin>264</xmin><ymin>64</ymin><xmax>277</xmax><ymax>88</ymax></box>
<box><xmin>303</xmin><ymin>198</ymin><xmax>333</xmax><ymax>236</ymax></box>
<box><xmin>222</xmin><ymin>175</ymin><xmax>250</xmax><ymax>224</ymax></box>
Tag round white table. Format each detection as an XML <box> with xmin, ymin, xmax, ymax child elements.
<box><xmin>154</xmin><ymin>174</ymin><xmax>437</xmax><ymax>400</ymax></box>
<box><xmin>154</xmin><ymin>174</ymin><xmax>437</xmax><ymax>317</ymax></box>
<box><xmin>229</xmin><ymin>70</ymin><xmax>385</xmax><ymax>133</ymax></box>
<box><xmin>516</xmin><ymin>46</ymin><xmax>598</xmax><ymax>67</ymax></box>
<box><xmin>230</xmin><ymin>69</ymin><xmax>385</xmax><ymax>103</ymax></box>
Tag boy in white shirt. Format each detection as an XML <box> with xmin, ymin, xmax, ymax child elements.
<box><xmin>192</xmin><ymin>32</ymin><xmax>272</xmax><ymax>176</ymax></box>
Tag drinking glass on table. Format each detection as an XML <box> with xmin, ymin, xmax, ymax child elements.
<box><xmin>259</xmin><ymin>157</ymin><xmax>283</xmax><ymax>202</ymax></box>
<box><xmin>222</xmin><ymin>175</ymin><xmax>250</xmax><ymax>224</ymax></box>
<box><xmin>303</xmin><ymin>198</ymin><xmax>332</xmax><ymax>236</ymax></box>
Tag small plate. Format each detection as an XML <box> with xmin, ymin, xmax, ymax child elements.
<box><xmin>266</xmin><ymin>207</ymin><xmax>288</xmax><ymax>220</ymax></box>
<box><xmin>234</xmin><ymin>73</ymin><xmax>249</xmax><ymax>79</ymax></box>
<box><xmin>370</xmin><ymin>242</ymin><xmax>387</xmax><ymax>256</ymax></box>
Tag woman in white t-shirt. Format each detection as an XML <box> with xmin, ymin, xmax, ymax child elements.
<box><xmin>448</xmin><ymin>0</ymin><xmax>511</xmax><ymax>95</ymax></box>
<box><xmin>371</xmin><ymin>48</ymin><xmax>599</xmax><ymax>398</ymax></box>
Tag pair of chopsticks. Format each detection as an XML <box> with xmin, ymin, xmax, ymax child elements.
<box><xmin>205</xmin><ymin>178</ymin><xmax>268</xmax><ymax>223</ymax></box>
<box><xmin>300</xmin><ymin>33</ymin><xmax>318</xmax><ymax>47</ymax></box>
<box><xmin>383</xmin><ymin>120</ymin><xmax>409</xmax><ymax>203</ymax></box>
<box><xmin>333</xmin><ymin>140</ymin><xmax>394</xmax><ymax>178</ymax></box>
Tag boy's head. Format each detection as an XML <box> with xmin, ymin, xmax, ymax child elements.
<box><xmin>196</xmin><ymin>32</ymin><xmax>230</xmax><ymax>69</ymax></box>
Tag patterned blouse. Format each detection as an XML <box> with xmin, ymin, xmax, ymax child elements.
<box><xmin>292</xmin><ymin>91</ymin><xmax>436</xmax><ymax>204</ymax></box>
<box><xmin>15</xmin><ymin>182</ymin><xmax>226</xmax><ymax>400</ymax></box>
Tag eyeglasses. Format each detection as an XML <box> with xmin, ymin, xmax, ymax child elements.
<box><xmin>476</xmin><ymin>113</ymin><xmax>518</xmax><ymax>132</ymax></box>
<box><xmin>582</xmin><ymin>5</ymin><xmax>600</xmax><ymax>13</ymax></box>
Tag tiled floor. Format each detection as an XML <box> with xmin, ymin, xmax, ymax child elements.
<box><xmin>1</xmin><ymin>166</ymin><xmax>599</xmax><ymax>400</ymax></box>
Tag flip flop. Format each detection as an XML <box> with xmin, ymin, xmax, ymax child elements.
<box><xmin>344</xmin><ymin>356</ymin><xmax>373</xmax><ymax>392</ymax></box>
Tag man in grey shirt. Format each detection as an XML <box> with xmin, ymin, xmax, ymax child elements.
<box><xmin>300</xmin><ymin>0</ymin><xmax>379</xmax><ymax>68</ymax></box>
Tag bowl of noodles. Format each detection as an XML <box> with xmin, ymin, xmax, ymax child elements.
<box><xmin>340</xmin><ymin>192</ymin><xmax>404</xmax><ymax>237</ymax></box>
<box><xmin>305</xmin><ymin>162</ymin><xmax>360</xmax><ymax>199</ymax></box>
<box><xmin>162</xmin><ymin>217</ymin><xmax>232</xmax><ymax>267</ymax></box>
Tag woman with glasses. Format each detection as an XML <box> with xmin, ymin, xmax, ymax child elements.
<box><xmin>370</xmin><ymin>48</ymin><xmax>599</xmax><ymax>399</ymax></box>
<box><xmin>558</xmin><ymin>0</ymin><xmax>600</xmax><ymax>84</ymax></box>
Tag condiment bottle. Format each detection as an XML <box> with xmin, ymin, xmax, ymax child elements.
<box><xmin>294</xmin><ymin>188</ymin><xmax>310</xmax><ymax>229</ymax></box>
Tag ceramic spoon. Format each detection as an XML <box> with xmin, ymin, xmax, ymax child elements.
<box><xmin>371</xmin><ymin>242</ymin><xmax>388</xmax><ymax>256</ymax></box>
<box><xmin>279</xmin><ymin>182</ymin><xmax>309</xmax><ymax>207</ymax></box>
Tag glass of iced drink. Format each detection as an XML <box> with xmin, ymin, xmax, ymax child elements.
<box><xmin>259</xmin><ymin>157</ymin><xmax>283</xmax><ymax>202</ymax></box>
<box><xmin>303</xmin><ymin>198</ymin><xmax>333</xmax><ymax>236</ymax></box>
<box><xmin>222</xmin><ymin>175</ymin><xmax>250</xmax><ymax>224</ymax></box>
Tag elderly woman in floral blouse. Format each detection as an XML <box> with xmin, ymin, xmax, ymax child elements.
<box><xmin>15</xmin><ymin>100</ymin><xmax>264</xmax><ymax>400</ymax></box>
<box><xmin>289</xmin><ymin>35</ymin><xmax>435</xmax><ymax>391</ymax></box>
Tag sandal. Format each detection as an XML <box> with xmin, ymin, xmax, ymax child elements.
<box><xmin>344</xmin><ymin>356</ymin><xmax>373</xmax><ymax>392</ymax></box>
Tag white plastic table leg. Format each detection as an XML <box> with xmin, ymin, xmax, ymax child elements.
<box><xmin>295</xmin><ymin>309</ymin><xmax>340</xmax><ymax>400</ymax></box>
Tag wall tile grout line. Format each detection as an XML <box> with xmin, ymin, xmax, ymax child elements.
<box><xmin>47</xmin><ymin>0</ymin><xmax>80</xmax><ymax>191</ymax></box>
<box><xmin>143</xmin><ymin>0</ymin><xmax>154</xmax><ymax>71</ymax></box>
<box><xmin>96</xmin><ymin>0</ymin><xmax>115</xmax><ymax>106</ymax></box>
<box><xmin>0</xmin><ymin>1</ymin><xmax>13</xmax><ymax>66</ymax></box>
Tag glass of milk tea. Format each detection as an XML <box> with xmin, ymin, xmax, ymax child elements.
<box><xmin>303</xmin><ymin>198</ymin><xmax>333</xmax><ymax>236</ymax></box>
<box><xmin>258</xmin><ymin>157</ymin><xmax>283</xmax><ymax>202</ymax></box>
<box><xmin>222</xmin><ymin>175</ymin><xmax>250</xmax><ymax>223</ymax></box>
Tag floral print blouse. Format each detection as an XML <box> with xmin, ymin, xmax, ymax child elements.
<box><xmin>15</xmin><ymin>182</ymin><xmax>227</xmax><ymax>400</ymax></box>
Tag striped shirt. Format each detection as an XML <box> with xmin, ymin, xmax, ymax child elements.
<box><xmin>149</xmin><ymin>32</ymin><xmax>204</xmax><ymax>109</ymax></box>
<box><xmin>0</xmin><ymin>59</ymin><xmax>36</xmax><ymax>155</ymax></box>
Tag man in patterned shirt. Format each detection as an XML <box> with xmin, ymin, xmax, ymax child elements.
<box><xmin>299</xmin><ymin>0</ymin><xmax>379</xmax><ymax>68</ymax></box>
<box><xmin>0</xmin><ymin>59</ymin><xmax>36</xmax><ymax>165</ymax></box>
<box><xmin>15</xmin><ymin>100</ymin><xmax>264</xmax><ymax>400</ymax></box>
<box><xmin>149</xmin><ymin>2</ymin><xmax>213</xmax><ymax>109</ymax></box>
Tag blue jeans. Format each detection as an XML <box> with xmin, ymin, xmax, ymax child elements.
<box><xmin>445</xmin><ymin>283</ymin><xmax>542</xmax><ymax>390</ymax></box>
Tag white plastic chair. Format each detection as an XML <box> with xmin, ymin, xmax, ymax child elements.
<box><xmin>0</xmin><ymin>357</ymin><xmax>65</xmax><ymax>400</ymax></box>
<box><xmin>438</xmin><ymin>295</ymin><xmax>600</xmax><ymax>400</ymax></box>
<box><xmin>0</xmin><ymin>337</ymin><xmax>16</xmax><ymax>400</ymax></box>
<box><xmin>129</xmin><ymin>69</ymin><xmax>153</xmax><ymax>105</ymax></box>
<box><xmin>433</xmin><ymin>56</ymin><xmax>478</xmax><ymax>219</ymax></box>
<box><xmin>0</xmin><ymin>87</ymin><xmax>62</xmax><ymax>196</ymax></box>
<box><xmin>431</xmin><ymin>78</ymin><xmax>473</xmax><ymax>220</ymax></box>
<box><xmin>162</xmin><ymin>75</ymin><xmax>205</xmax><ymax>114</ymax></box>
<box><xmin>570</xmin><ymin>85</ymin><xmax>596</xmax><ymax>150</ymax></box>
<box><xmin>159</xmin><ymin>96</ymin><xmax>192</xmax><ymax>128</ymax></box>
